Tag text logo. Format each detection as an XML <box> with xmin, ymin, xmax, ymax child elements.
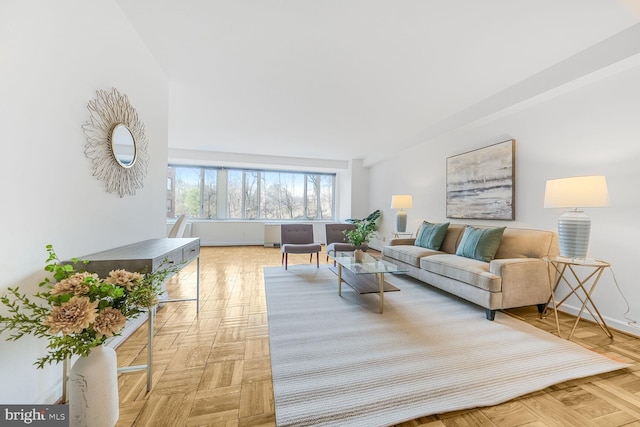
<box><xmin>1</xmin><ymin>405</ymin><xmax>68</xmax><ymax>426</ymax></box>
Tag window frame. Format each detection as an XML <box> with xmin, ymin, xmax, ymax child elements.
<box><xmin>167</xmin><ymin>165</ymin><xmax>336</xmax><ymax>221</ymax></box>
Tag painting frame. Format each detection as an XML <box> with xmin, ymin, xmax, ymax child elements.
<box><xmin>446</xmin><ymin>139</ymin><xmax>515</xmax><ymax>220</ymax></box>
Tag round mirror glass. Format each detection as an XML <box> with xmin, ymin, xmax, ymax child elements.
<box><xmin>111</xmin><ymin>124</ymin><xmax>136</xmax><ymax>168</ymax></box>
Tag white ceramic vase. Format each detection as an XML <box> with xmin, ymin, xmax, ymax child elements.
<box><xmin>68</xmin><ymin>345</ymin><xmax>119</xmax><ymax>427</ymax></box>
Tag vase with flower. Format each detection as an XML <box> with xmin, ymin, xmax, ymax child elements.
<box><xmin>0</xmin><ymin>245</ymin><xmax>178</xmax><ymax>427</ymax></box>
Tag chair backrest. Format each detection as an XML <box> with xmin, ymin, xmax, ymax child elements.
<box><xmin>280</xmin><ymin>224</ymin><xmax>314</xmax><ymax>245</ymax></box>
<box><xmin>168</xmin><ymin>214</ymin><xmax>187</xmax><ymax>238</ymax></box>
<box><xmin>325</xmin><ymin>223</ymin><xmax>355</xmax><ymax>245</ymax></box>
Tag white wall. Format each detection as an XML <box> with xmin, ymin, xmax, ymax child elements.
<box><xmin>348</xmin><ymin>159</ymin><xmax>371</xmax><ymax>221</ymax></box>
<box><xmin>0</xmin><ymin>1</ymin><xmax>168</xmax><ymax>404</ymax></box>
<box><xmin>369</xmin><ymin>62</ymin><xmax>640</xmax><ymax>336</ymax></box>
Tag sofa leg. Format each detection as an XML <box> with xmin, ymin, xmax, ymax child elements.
<box><xmin>536</xmin><ymin>303</ymin><xmax>547</xmax><ymax>315</ymax></box>
<box><xmin>485</xmin><ymin>309</ymin><xmax>496</xmax><ymax>321</ymax></box>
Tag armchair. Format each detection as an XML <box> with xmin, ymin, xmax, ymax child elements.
<box><xmin>280</xmin><ymin>224</ymin><xmax>322</xmax><ymax>270</ymax></box>
<box><xmin>325</xmin><ymin>223</ymin><xmax>368</xmax><ymax>261</ymax></box>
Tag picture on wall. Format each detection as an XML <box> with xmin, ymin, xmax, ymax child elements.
<box><xmin>446</xmin><ymin>139</ymin><xmax>515</xmax><ymax>220</ymax></box>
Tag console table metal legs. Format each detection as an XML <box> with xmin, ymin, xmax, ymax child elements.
<box><xmin>117</xmin><ymin>308</ymin><xmax>156</xmax><ymax>391</ymax></box>
<box><xmin>162</xmin><ymin>257</ymin><xmax>201</xmax><ymax>312</ymax></box>
<box><xmin>120</xmin><ymin>256</ymin><xmax>201</xmax><ymax>392</ymax></box>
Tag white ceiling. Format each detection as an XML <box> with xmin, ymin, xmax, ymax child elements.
<box><xmin>116</xmin><ymin>0</ymin><xmax>640</xmax><ymax>166</ymax></box>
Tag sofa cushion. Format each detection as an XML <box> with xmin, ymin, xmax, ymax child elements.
<box><xmin>382</xmin><ymin>245</ymin><xmax>444</xmax><ymax>267</ymax></box>
<box><xmin>421</xmin><ymin>254</ymin><xmax>502</xmax><ymax>292</ymax></box>
<box><xmin>281</xmin><ymin>243</ymin><xmax>322</xmax><ymax>254</ymax></box>
<box><xmin>414</xmin><ymin>221</ymin><xmax>450</xmax><ymax>250</ymax></box>
<box><xmin>456</xmin><ymin>226</ymin><xmax>506</xmax><ymax>262</ymax></box>
<box><xmin>494</xmin><ymin>228</ymin><xmax>557</xmax><ymax>259</ymax></box>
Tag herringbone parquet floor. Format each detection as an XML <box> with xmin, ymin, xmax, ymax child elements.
<box><xmin>114</xmin><ymin>246</ymin><xmax>640</xmax><ymax>427</ymax></box>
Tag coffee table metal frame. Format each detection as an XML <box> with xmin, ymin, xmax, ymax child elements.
<box><xmin>331</xmin><ymin>251</ymin><xmax>408</xmax><ymax>313</ymax></box>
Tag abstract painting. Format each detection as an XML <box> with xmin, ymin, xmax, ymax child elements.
<box><xmin>446</xmin><ymin>139</ymin><xmax>515</xmax><ymax>220</ymax></box>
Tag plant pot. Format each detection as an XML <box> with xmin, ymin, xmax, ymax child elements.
<box><xmin>354</xmin><ymin>249</ymin><xmax>364</xmax><ymax>262</ymax></box>
<box><xmin>68</xmin><ymin>345</ymin><xmax>119</xmax><ymax>427</ymax></box>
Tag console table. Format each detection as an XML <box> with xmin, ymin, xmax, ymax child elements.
<box><xmin>74</xmin><ymin>237</ymin><xmax>201</xmax><ymax>311</ymax></box>
<box><xmin>63</xmin><ymin>237</ymin><xmax>201</xmax><ymax>399</ymax></box>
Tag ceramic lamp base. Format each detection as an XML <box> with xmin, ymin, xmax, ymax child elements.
<box><xmin>558</xmin><ymin>210</ymin><xmax>591</xmax><ymax>259</ymax></box>
<box><xmin>396</xmin><ymin>211</ymin><xmax>407</xmax><ymax>233</ymax></box>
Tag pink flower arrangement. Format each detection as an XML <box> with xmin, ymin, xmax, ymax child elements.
<box><xmin>0</xmin><ymin>245</ymin><xmax>176</xmax><ymax>368</ymax></box>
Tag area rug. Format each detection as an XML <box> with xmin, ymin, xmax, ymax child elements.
<box><xmin>264</xmin><ymin>266</ymin><xmax>629</xmax><ymax>427</ymax></box>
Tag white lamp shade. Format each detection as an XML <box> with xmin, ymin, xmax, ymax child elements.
<box><xmin>391</xmin><ymin>195</ymin><xmax>413</xmax><ymax>209</ymax></box>
<box><xmin>544</xmin><ymin>175</ymin><xmax>609</xmax><ymax>259</ymax></box>
<box><xmin>543</xmin><ymin>176</ymin><xmax>609</xmax><ymax>209</ymax></box>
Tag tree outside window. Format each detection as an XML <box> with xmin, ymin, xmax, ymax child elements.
<box><xmin>167</xmin><ymin>166</ymin><xmax>335</xmax><ymax>220</ymax></box>
<box><xmin>169</xmin><ymin>166</ymin><xmax>218</xmax><ymax>219</ymax></box>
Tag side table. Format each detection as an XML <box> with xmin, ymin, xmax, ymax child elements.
<box><xmin>542</xmin><ymin>256</ymin><xmax>613</xmax><ymax>340</ymax></box>
<box><xmin>392</xmin><ymin>232</ymin><xmax>413</xmax><ymax>238</ymax></box>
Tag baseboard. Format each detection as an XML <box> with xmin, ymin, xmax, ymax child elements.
<box><xmin>555</xmin><ymin>303</ymin><xmax>640</xmax><ymax>338</ymax></box>
<box><xmin>200</xmin><ymin>241</ymin><xmax>266</xmax><ymax>246</ymax></box>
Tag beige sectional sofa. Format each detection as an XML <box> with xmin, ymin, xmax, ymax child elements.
<box><xmin>382</xmin><ymin>223</ymin><xmax>559</xmax><ymax>320</ymax></box>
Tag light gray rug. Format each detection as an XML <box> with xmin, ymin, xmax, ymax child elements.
<box><xmin>264</xmin><ymin>266</ymin><xmax>629</xmax><ymax>427</ymax></box>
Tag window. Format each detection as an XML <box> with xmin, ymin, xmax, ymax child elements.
<box><xmin>168</xmin><ymin>166</ymin><xmax>217</xmax><ymax>219</ymax></box>
<box><xmin>167</xmin><ymin>166</ymin><xmax>335</xmax><ymax>220</ymax></box>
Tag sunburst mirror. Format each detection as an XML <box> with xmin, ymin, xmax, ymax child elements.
<box><xmin>82</xmin><ymin>88</ymin><xmax>149</xmax><ymax>197</ymax></box>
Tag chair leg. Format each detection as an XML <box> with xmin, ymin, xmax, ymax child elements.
<box><xmin>284</xmin><ymin>253</ymin><xmax>288</xmax><ymax>270</ymax></box>
<box><xmin>316</xmin><ymin>252</ymin><xmax>319</xmax><ymax>268</ymax></box>
<box><xmin>309</xmin><ymin>253</ymin><xmax>313</xmax><ymax>263</ymax></box>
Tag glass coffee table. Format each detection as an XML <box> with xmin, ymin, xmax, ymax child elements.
<box><xmin>330</xmin><ymin>252</ymin><xmax>408</xmax><ymax>313</ymax></box>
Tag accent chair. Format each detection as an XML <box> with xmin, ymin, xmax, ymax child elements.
<box><xmin>325</xmin><ymin>223</ymin><xmax>369</xmax><ymax>262</ymax></box>
<box><xmin>280</xmin><ymin>224</ymin><xmax>322</xmax><ymax>270</ymax></box>
<box><xmin>168</xmin><ymin>214</ymin><xmax>187</xmax><ymax>238</ymax></box>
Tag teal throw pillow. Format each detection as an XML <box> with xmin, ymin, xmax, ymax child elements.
<box><xmin>455</xmin><ymin>226</ymin><xmax>506</xmax><ymax>262</ymax></box>
<box><xmin>414</xmin><ymin>221</ymin><xmax>450</xmax><ymax>250</ymax></box>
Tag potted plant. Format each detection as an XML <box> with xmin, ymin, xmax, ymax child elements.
<box><xmin>344</xmin><ymin>210</ymin><xmax>380</xmax><ymax>261</ymax></box>
<box><xmin>0</xmin><ymin>244</ymin><xmax>179</xmax><ymax>427</ymax></box>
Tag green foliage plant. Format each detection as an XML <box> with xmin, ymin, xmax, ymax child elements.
<box><xmin>0</xmin><ymin>244</ymin><xmax>180</xmax><ymax>368</ymax></box>
<box><xmin>344</xmin><ymin>209</ymin><xmax>381</xmax><ymax>247</ymax></box>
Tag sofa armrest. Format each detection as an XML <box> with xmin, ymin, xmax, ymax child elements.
<box><xmin>489</xmin><ymin>258</ymin><xmax>552</xmax><ymax>308</ymax></box>
<box><xmin>388</xmin><ymin>238</ymin><xmax>416</xmax><ymax>246</ymax></box>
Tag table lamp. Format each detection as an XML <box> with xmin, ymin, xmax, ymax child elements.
<box><xmin>543</xmin><ymin>176</ymin><xmax>609</xmax><ymax>259</ymax></box>
<box><xmin>391</xmin><ymin>194</ymin><xmax>413</xmax><ymax>233</ymax></box>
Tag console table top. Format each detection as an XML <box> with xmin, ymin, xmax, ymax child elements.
<box><xmin>78</xmin><ymin>237</ymin><xmax>199</xmax><ymax>261</ymax></box>
<box><xmin>67</xmin><ymin>237</ymin><xmax>200</xmax><ymax>277</ymax></box>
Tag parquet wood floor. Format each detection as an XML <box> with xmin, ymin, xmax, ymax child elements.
<box><xmin>114</xmin><ymin>246</ymin><xmax>640</xmax><ymax>427</ymax></box>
